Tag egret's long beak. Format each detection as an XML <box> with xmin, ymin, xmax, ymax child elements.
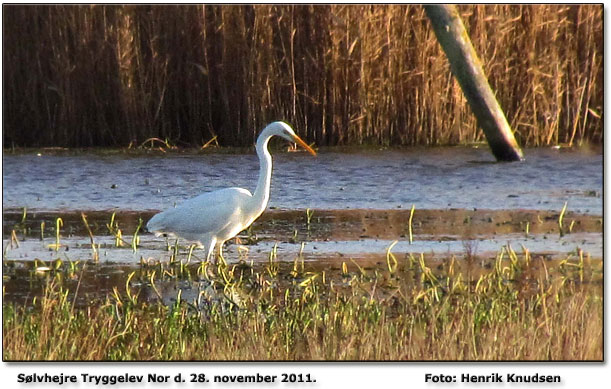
<box><xmin>292</xmin><ymin>134</ymin><xmax>317</xmax><ymax>156</ymax></box>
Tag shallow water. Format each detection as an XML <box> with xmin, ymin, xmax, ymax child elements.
<box><xmin>2</xmin><ymin>230</ymin><xmax>601</xmax><ymax>265</ymax></box>
<box><xmin>2</xmin><ymin>147</ymin><xmax>602</xmax><ymax>214</ymax></box>
<box><xmin>2</xmin><ymin>148</ymin><xmax>603</xmax><ymax>269</ymax></box>
<box><xmin>3</xmin><ymin>147</ymin><xmax>603</xmax><ymax>260</ymax></box>
<box><xmin>3</xmin><ymin>147</ymin><xmax>602</xmax><ymax>306</ymax></box>
<box><xmin>2</xmin><ymin>208</ymin><xmax>603</xmax><ymax>261</ymax></box>
<box><xmin>3</xmin><ymin>231</ymin><xmax>602</xmax><ymax>308</ymax></box>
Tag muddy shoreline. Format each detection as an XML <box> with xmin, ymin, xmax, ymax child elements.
<box><xmin>3</xmin><ymin>208</ymin><xmax>603</xmax><ymax>240</ymax></box>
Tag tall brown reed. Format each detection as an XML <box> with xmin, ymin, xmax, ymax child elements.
<box><xmin>2</xmin><ymin>4</ymin><xmax>602</xmax><ymax>148</ymax></box>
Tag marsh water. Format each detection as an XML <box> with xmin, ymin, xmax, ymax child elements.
<box><xmin>2</xmin><ymin>146</ymin><xmax>602</xmax><ymax>213</ymax></box>
<box><xmin>2</xmin><ymin>146</ymin><xmax>603</xmax><ymax>304</ymax></box>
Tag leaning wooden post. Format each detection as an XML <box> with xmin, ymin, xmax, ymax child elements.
<box><xmin>424</xmin><ymin>5</ymin><xmax>524</xmax><ymax>161</ymax></box>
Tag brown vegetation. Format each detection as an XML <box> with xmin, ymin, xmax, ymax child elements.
<box><xmin>2</xmin><ymin>4</ymin><xmax>603</xmax><ymax>148</ymax></box>
<box><xmin>3</xmin><ymin>248</ymin><xmax>602</xmax><ymax>360</ymax></box>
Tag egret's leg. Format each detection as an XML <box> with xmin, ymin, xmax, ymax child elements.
<box><xmin>205</xmin><ymin>237</ymin><xmax>217</xmax><ymax>263</ymax></box>
<box><xmin>217</xmin><ymin>242</ymin><xmax>228</xmax><ymax>267</ymax></box>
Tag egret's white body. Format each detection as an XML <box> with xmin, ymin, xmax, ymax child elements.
<box><xmin>146</xmin><ymin>121</ymin><xmax>316</xmax><ymax>261</ymax></box>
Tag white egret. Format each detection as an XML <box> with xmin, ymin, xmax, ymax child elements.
<box><xmin>146</xmin><ymin>121</ymin><xmax>316</xmax><ymax>262</ymax></box>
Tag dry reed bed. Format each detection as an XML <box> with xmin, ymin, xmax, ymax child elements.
<box><xmin>2</xmin><ymin>4</ymin><xmax>602</xmax><ymax>148</ymax></box>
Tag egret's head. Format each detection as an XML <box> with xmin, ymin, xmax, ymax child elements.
<box><xmin>264</xmin><ymin>121</ymin><xmax>316</xmax><ymax>156</ymax></box>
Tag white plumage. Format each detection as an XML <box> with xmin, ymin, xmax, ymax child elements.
<box><xmin>147</xmin><ymin>121</ymin><xmax>316</xmax><ymax>262</ymax></box>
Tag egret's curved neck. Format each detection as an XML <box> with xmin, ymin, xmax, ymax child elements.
<box><xmin>252</xmin><ymin>134</ymin><xmax>273</xmax><ymax>214</ymax></box>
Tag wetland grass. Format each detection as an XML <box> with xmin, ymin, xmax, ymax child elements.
<box><xmin>2</xmin><ymin>244</ymin><xmax>602</xmax><ymax>361</ymax></box>
<box><xmin>80</xmin><ymin>213</ymin><xmax>99</xmax><ymax>263</ymax></box>
<box><xmin>558</xmin><ymin>202</ymin><xmax>568</xmax><ymax>237</ymax></box>
<box><xmin>408</xmin><ymin>204</ymin><xmax>415</xmax><ymax>244</ymax></box>
<box><xmin>46</xmin><ymin>218</ymin><xmax>63</xmax><ymax>252</ymax></box>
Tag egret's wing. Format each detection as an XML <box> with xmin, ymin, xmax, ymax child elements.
<box><xmin>147</xmin><ymin>187</ymin><xmax>252</xmax><ymax>240</ymax></box>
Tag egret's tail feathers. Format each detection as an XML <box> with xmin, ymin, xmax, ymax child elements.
<box><xmin>147</xmin><ymin>213</ymin><xmax>206</xmax><ymax>247</ymax></box>
<box><xmin>146</xmin><ymin>214</ymin><xmax>165</xmax><ymax>234</ymax></box>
